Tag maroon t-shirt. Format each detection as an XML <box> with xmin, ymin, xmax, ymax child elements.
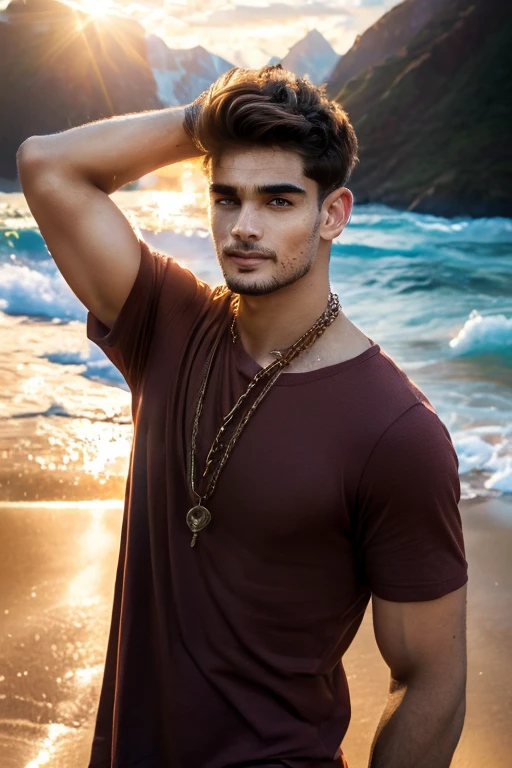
<box><xmin>86</xmin><ymin>239</ymin><xmax>468</xmax><ymax>768</ymax></box>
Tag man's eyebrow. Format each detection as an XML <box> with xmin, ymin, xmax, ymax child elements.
<box><xmin>209</xmin><ymin>183</ymin><xmax>307</xmax><ymax>195</ymax></box>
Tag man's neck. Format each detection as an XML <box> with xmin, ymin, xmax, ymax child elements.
<box><xmin>234</xmin><ymin>291</ymin><xmax>373</xmax><ymax>373</ymax></box>
<box><xmin>234</xmin><ymin>283</ymin><xmax>332</xmax><ymax>365</ymax></box>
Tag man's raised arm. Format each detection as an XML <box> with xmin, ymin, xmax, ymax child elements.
<box><xmin>16</xmin><ymin>104</ymin><xmax>204</xmax><ymax>330</ymax></box>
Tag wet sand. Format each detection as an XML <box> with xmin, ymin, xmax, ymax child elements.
<box><xmin>342</xmin><ymin>495</ymin><xmax>512</xmax><ymax>768</ymax></box>
<box><xmin>0</xmin><ymin>500</ymin><xmax>123</xmax><ymax>768</ymax></box>
<box><xmin>0</xmin><ymin>496</ymin><xmax>510</xmax><ymax>767</ymax></box>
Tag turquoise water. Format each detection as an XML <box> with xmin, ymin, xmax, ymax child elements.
<box><xmin>1</xmin><ymin>194</ymin><xmax>511</xmax><ymax>499</ymax></box>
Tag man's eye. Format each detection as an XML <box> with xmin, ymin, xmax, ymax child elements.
<box><xmin>213</xmin><ymin>198</ymin><xmax>293</xmax><ymax>207</ymax></box>
<box><xmin>269</xmin><ymin>197</ymin><xmax>292</xmax><ymax>207</ymax></box>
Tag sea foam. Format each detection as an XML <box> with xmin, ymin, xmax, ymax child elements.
<box><xmin>449</xmin><ymin>310</ymin><xmax>512</xmax><ymax>357</ymax></box>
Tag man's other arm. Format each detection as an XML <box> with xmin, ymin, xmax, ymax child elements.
<box><xmin>16</xmin><ymin>105</ymin><xmax>203</xmax><ymax>330</ymax></box>
<box><xmin>368</xmin><ymin>584</ymin><xmax>467</xmax><ymax>767</ymax></box>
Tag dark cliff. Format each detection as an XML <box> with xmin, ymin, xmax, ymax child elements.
<box><xmin>0</xmin><ymin>0</ymin><xmax>161</xmax><ymax>188</ymax></box>
<box><xmin>326</xmin><ymin>0</ymin><xmax>446</xmax><ymax>98</ymax></box>
<box><xmin>332</xmin><ymin>0</ymin><xmax>511</xmax><ymax>218</ymax></box>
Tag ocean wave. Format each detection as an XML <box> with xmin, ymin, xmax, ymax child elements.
<box><xmin>484</xmin><ymin>460</ymin><xmax>512</xmax><ymax>494</ymax></box>
<box><xmin>453</xmin><ymin>434</ymin><xmax>512</xmax><ymax>494</ymax></box>
<box><xmin>449</xmin><ymin>310</ymin><xmax>512</xmax><ymax>357</ymax></box>
<box><xmin>351</xmin><ymin>205</ymin><xmax>512</xmax><ymax>243</ymax></box>
<box><xmin>42</xmin><ymin>346</ymin><xmax>129</xmax><ymax>391</ymax></box>
<box><xmin>0</xmin><ymin>227</ymin><xmax>51</xmax><ymax>262</ymax></box>
<box><xmin>0</xmin><ymin>261</ymin><xmax>86</xmax><ymax>321</ymax></box>
<box><xmin>413</xmin><ymin>216</ymin><xmax>512</xmax><ymax>244</ymax></box>
<box><xmin>2</xmin><ymin>198</ymin><xmax>510</xmax><ymax>500</ymax></box>
<box><xmin>454</xmin><ymin>434</ymin><xmax>497</xmax><ymax>473</ymax></box>
<box><xmin>380</xmin><ymin>266</ymin><xmax>511</xmax><ymax>296</ymax></box>
<box><xmin>10</xmin><ymin>401</ymin><xmax>76</xmax><ymax>419</ymax></box>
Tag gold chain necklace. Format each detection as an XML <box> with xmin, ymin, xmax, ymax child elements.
<box><xmin>186</xmin><ymin>291</ymin><xmax>341</xmax><ymax>547</ymax></box>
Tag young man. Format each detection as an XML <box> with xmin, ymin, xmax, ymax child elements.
<box><xmin>17</xmin><ymin>65</ymin><xmax>468</xmax><ymax>768</ymax></box>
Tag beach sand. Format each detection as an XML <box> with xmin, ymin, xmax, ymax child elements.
<box><xmin>0</xmin><ymin>495</ymin><xmax>510</xmax><ymax>768</ymax></box>
<box><xmin>342</xmin><ymin>495</ymin><xmax>512</xmax><ymax>768</ymax></box>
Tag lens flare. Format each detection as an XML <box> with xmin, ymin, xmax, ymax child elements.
<box><xmin>79</xmin><ymin>1</ymin><xmax>112</xmax><ymax>18</ymax></box>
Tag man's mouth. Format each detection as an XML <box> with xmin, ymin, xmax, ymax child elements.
<box><xmin>227</xmin><ymin>250</ymin><xmax>270</xmax><ymax>266</ymax></box>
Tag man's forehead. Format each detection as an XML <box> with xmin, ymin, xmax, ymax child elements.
<box><xmin>210</xmin><ymin>147</ymin><xmax>311</xmax><ymax>193</ymax></box>
<box><xmin>214</xmin><ymin>146</ymin><xmax>303</xmax><ymax>173</ymax></box>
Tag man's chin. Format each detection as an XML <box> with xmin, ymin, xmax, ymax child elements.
<box><xmin>224</xmin><ymin>275</ymin><xmax>281</xmax><ymax>297</ymax></box>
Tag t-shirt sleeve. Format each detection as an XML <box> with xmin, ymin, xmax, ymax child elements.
<box><xmin>355</xmin><ymin>403</ymin><xmax>468</xmax><ymax>602</ymax></box>
<box><xmin>86</xmin><ymin>238</ymin><xmax>212</xmax><ymax>393</ymax></box>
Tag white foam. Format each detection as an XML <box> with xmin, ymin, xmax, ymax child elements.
<box><xmin>0</xmin><ymin>262</ymin><xmax>85</xmax><ymax>321</ymax></box>
<box><xmin>453</xmin><ymin>434</ymin><xmax>496</xmax><ymax>473</ymax></box>
<box><xmin>453</xmin><ymin>433</ymin><xmax>512</xmax><ymax>495</ymax></box>
<box><xmin>484</xmin><ymin>460</ymin><xmax>512</xmax><ymax>494</ymax></box>
<box><xmin>449</xmin><ymin>310</ymin><xmax>512</xmax><ymax>356</ymax></box>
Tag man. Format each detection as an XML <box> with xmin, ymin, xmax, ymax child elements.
<box><xmin>17</xmin><ymin>65</ymin><xmax>468</xmax><ymax>768</ymax></box>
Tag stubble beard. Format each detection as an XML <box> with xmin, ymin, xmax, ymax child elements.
<box><xmin>222</xmin><ymin>256</ymin><xmax>315</xmax><ymax>296</ymax></box>
<box><xmin>218</xmin><ymin>219</ymin><xmax>320</xmax><ymax>297</ymax></box>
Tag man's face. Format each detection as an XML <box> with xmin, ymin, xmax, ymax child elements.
<box><xmin>208</xmin><ymin>146</ymin><xmax>324</xmax><ymax>296</ymax></box>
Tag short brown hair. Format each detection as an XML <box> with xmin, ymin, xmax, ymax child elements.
<box><xmin>183</xmin><ymin>64</ymin><xmax>359</xmax><ymax>207</ymax></box>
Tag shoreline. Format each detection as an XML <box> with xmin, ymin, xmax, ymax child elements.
<box><xmin>1</xmin><ymin>309</ymin><xmax>507</xmax><ymax>505</ymax></box>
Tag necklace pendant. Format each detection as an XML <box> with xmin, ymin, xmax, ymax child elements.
<box><xmin>186</xmin><ymin>504</ymin><xmax>211</xmax><ymax>547</ymax></box>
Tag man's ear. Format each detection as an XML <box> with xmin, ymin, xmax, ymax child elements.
<box><xmin>319</xmin><ymin>187</ymin><xmax>353</xmax><ymax>241</ymax></box>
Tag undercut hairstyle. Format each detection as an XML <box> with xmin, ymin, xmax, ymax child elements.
<box><xmin>183</xmin><ymin>64</ymin><xmax>359</xmax><ymax>209</ymax></box>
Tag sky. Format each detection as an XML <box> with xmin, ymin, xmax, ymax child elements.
<box><xmin>0</xmin><ymin>0</ymin><xmax>402</xmax><ymax>67</ymax></box>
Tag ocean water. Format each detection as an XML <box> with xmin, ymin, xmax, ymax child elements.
<box><xmin>1</xmin><ymin>188</ymin><xmax>511</xmax><ymax>501</ymax></box>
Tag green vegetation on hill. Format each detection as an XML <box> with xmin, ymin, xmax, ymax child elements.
<box><xmin>334</xmin><ymin>0</ymin><xmax>511</xmax><ymax>218</ymax></box>
<box><xmin>326</xmin><ymin>0</ymin><xmax>446</xmax><ymax>99</ymax></box>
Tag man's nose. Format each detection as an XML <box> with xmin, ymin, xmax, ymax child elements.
<box><xmin>231</xmin><ymin>205</ymin><xmax>263</xmax><ymax>240</ymax></box>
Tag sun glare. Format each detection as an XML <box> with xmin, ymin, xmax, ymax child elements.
<box><xmin>81</xmin><ymin>1</ymin><xmax>111</xmax><ymax>18</ymax></box>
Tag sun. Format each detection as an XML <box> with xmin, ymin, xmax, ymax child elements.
<box><xmin>80</xmin><ymin>1</ymin><xmax>112</xmax><ymax>18</ymax></box>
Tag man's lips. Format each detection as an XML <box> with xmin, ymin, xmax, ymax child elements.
<box><xmin>227</xmin><ymin>251</ymin><xmax>271</xmax><ymax>266</ymax></box>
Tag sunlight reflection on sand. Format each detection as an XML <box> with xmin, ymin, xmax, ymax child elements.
<box><xmin>0</xmin><ymin>501</ymin><xmax>123</xmax><ymax>767</ymax></box>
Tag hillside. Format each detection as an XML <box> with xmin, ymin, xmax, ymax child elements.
<box><xmin>0</xmin><ymin>0</ymin><xmax>161</xmax><ymax>188</ymax></box>
<box><xmin>326</xmin><ymin>0</ymin><xmax>445</xmax><ymax>98</ymax></box>
<box><xmin>335</xmin><ymin>0</ymin><xmax>512</xmax><ymax>217</ymax></box>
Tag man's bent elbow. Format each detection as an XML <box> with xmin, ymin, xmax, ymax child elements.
<box><xmin>17</xmin><ymin>136</ymin><xmax>48</xmax><ymax>168</ymax></box>
<box><xmin>17</xmin><ymin>137</ymin><xmax>66</xmax><ymax>198</ymax></box>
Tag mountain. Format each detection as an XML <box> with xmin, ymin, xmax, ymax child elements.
<box><xmin>270</xmin><ymin>29</ymin><xmax>339</xmax><ymax>85</ymax></box>
<box><xmin>335</xmin><ymin>0</ymin><xmax>512</xmax><ymax>218</ymax></box>
<box><xmin>0</xmin><ymin>0</ymin><xmax>161</xmax><ymax>190</ymax></box>
<box><xmin>146</xmin><ymin>34</ymin><xmax>234</xmax><ymax>107</ymax></box>
<box><xmin>326</xmin><ymin>0</ymin><xmax>446</xmax><ymax>99</ymax></box>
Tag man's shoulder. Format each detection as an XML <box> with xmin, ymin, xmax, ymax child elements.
<box><xmin>364</xmin><ymin>349</ymin><xmax>456</xmax><ymax>465</ymax></box>
<box><xmin>341</xmin><ymin>342</ymin><xmax>451</xmax><ymax>459</ymax></box>
<box><xmin>374</xmin><ymin>345</ymin><xmax>437</xmax><ymax>414</ymax></box>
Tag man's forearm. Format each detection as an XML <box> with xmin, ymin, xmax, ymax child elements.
<box><xmin>17</xmin><ymin>105</ymin><xmax>202</xmax><ymax>195</ymax></box>
<box><xmin>368</xmin><ymin>677</ymin><xmax>466</xmax><ymax>767</ymax></box>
